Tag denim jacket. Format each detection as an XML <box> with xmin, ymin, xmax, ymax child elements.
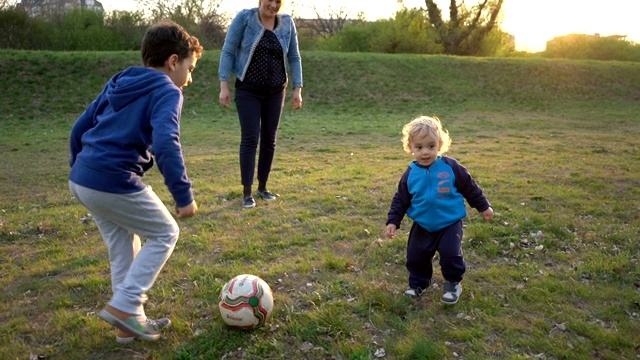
<box><xmin>219</xmin><ymin>8</ymin><xmax>303</xmax><ymax>88</ymax></box>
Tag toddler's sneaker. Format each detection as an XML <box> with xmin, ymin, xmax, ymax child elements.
<box><xmin>115</xmin><ymin>318</ymin><xmax>171</xmax><ymax>344</ymax></box>
<box><xmin>256</xmin><ymin>189</ymin><xmax>277</xmax><ymax>201</ymax></box>
<box><xmin>441</xmin><ymin>281</ymin><xmax>462</xmax><ymax>304</ymax></box>
<box><xmin>404</xmin><ymin>287</ymin><xmax>423</xmax><ymax>298</ymax></box>
<box><xmin>99</xmin><ymin>309</ymin><xmax>160</xmax><ymax>341</ymax></box>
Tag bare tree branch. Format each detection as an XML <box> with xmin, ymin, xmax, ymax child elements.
<box><xmin>303</xmin><ymin>5</ymin><xmax>352</xmax><ymax>38</ymax></box>
<box><xmin>0</xmin><ymin>0</ymin><xmax>16</xmax><ymax>10</ymax></box>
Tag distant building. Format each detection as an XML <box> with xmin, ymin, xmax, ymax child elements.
<box><xmin>17</xmin><ymin>0</ymin><xmax>104</xmax><ymax>17</ymax></box>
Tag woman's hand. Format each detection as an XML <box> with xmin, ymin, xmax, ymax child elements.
<box><xmin>219</xmin><ymin>89</ymin><xmax>232</xmax><ymax>108</ymax></box>
<box><xmin>292</xmin><ymin>87</ymin><xmax>303</xmax><ymax>110</ymax></box>
<box><xmin>219</xmin><ymin>81</ymin><xmax>232</xmax><ymax>108</ymax></box>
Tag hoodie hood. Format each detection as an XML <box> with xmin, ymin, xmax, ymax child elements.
<box><xmin>106</xmin><ymin>67</ymin><xmax>174</xmax><ymax>111</ymax></box>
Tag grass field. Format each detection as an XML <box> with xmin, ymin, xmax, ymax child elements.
<box><xmin>0</xmin><ymin>50</ymin><xmax>639</xmax><ymax>360</ymax></box>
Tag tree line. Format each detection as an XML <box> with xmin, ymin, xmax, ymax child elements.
<box><xmin>0</xmin><ymin>0</ymin><xmax>638</xmax><ymax>62</ymax></box>
<box><xmin>0</xmin><ymin>0</ymin><xmax>228</xmax><ymax>51</ymax></box>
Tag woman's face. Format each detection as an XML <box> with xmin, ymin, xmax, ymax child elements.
<box><xmin>259</xmin><ymin>0</ymin><xmax>281</xmax><ymax>18</ymax></box>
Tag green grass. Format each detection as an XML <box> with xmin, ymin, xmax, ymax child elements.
<box><xmin>0</xmin><ymin>50</ymin><xmax>639</xmax><ymax>359</ymax></box>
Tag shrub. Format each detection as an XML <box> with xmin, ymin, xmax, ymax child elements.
<box><xmin>545</xmin><ymin>34</ymin><xmax>640</xmax><ymax>62</ymax></box>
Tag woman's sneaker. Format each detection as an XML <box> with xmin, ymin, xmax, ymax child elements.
<box><xmin>404</xmin><ymin>287</ymin><xmax>423</xmax><ymax>298</ymax></box>
<box><xmin>115</xmin><ymin>318</ymin><xmax>171</xmax><ymax>344</ymax></box>
<box><xmin>441</xmin><ymin>281</ymin><xmax>462</xmax><ymax>304</ymax></box>
<box><xmin>242</xmin><ymin>196</ymin><xmax>256</xmax><ymax>208</ymax></box>
<box><xmin>256</xmin><ymin>189</ymin><xmax>277</xmax><ymax>201</ymax></box>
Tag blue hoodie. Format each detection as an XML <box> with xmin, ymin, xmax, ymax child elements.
<box><xmin>69</xmin><ymin>66</ymin><xmax>193</xmax><ymax>207</ymax></box>
<box><xmin>386</xmin><ymin>156</ymin><xmax>491</xmax><ymax>232</ymax></box>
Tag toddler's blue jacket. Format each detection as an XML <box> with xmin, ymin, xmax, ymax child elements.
<box><xmin>387</xmin><ymin>156</ymin><xmax>491</xmax><ymax>232</ymax></box>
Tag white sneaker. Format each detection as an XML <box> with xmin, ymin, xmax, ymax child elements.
<box><xmin>404</xmin><ymin>287</ymin><xmax>423</xmax><ymax>298</ymax></box>
<box><xmin>115</xmin><ymin>317</ymin><xmax>171</xmax><ymax>343</ymax></box>
<box><xmin>441</xmin><ymin>281</ymin><xmax>462</xmax><ymax>304</ymax></box>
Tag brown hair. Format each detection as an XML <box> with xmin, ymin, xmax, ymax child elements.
<box><xmin>141</xmin><ymin>19</ymin><xmax>203</xmax><ymax>67</ymax></box>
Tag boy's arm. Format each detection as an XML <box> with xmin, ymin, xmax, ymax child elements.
<box><xmin>150</xmin><ymin>90</ymin><xmax>194</xmax><ymax>208</ymax></box>
<box><xmin>69</xmin><ymin>87</ymin><xmax>107</xmax><ymax>166</ymax></box>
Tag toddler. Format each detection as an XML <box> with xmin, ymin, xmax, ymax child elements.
<box><xmin>385</xmin><ymin>116</ymin><xmax>494</xmax><ymax>304</ymax></box>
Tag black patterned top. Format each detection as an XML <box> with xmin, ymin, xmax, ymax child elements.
<box><xmin>244</xmin><ymin>29</ymin><xmax>286</xmax><ymax>88</ymax></box>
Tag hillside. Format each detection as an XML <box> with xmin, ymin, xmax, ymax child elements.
<box><xmin>2</xmin><ymin>50</ymin><xmax>639</xmax><ymax>123</ymax></box>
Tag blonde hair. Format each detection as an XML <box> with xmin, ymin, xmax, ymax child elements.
<box><xmin>401</xmin><ymin>115</ymin><xmax>452</xmax><ymax>154</ymax></box>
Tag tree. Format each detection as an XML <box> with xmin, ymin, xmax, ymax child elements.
<box><xmin>304</xmin><ymin>5</ymin><xmax>363</xmax><ymax>38</ymax></box>
<box><xmin>424</xmin><ymin>0</ymin><xmax>504</xmax><ymax>55</ymax></box>
<box><xmin>135</xmin><ymin>0</ymin><xmax>228</xmax><ymax>47</ymax></box>
<box><xmin>0</xmin><ymin>0</ymin><xmax>15</xmax><ymax>10</ymax></box>
<box><xmin>544</xmin><ymin>34</ymin><xmax>640</xmax><ymax>62</ymax></box>
<box><xmin>104</xmin><ymin>10</ymin><xmax>148</xmax><ymax>50</ymax></box>
<box><xmin>369</xmin><ymin>8</ymin><xmax>443</xmax><ymax>54</ymax></box>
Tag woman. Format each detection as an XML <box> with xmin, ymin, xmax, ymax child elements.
<box><xmin>219</xmin><ymin>0</ymin><xmax>303</xmax><ymax>208</ymax></box>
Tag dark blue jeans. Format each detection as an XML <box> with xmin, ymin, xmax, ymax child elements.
<box><xmin>234</xmin><ymin>84</ymin><xmax>285</xmax><ymax>187</ymax></box>
<box><xmin>406</xmin><ymin>220</ymin><xmax>466</xmax><ymax>290</ymax></box>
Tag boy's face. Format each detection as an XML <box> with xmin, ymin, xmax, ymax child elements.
<box><xmin>169</xmin><ymin>53</ymin><xmax>198</xmax><ymax>90</ymax></box>
<box><xmin>410</xmin><ymin>131</ymin><xmax>441</xmax><ymax>167</ymax></box>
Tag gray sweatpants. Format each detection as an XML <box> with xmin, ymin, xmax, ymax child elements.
<box><xmin>69</xmin><ymin>181</ymin><xmax>179</xmax><ymax>317</ymax></box>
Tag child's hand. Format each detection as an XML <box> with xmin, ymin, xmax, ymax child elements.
<box><xmin>481</xmin><ymin>207</ymin><xmax>494</xmax><ymax>222</ymax></box>
<box><xmin>177</xmin><ymin>201</ymin><xmax>198</xmax><ymax>219</ymax></box>
<box><xmin>384</xmin><ymin>224</ymin><xmax>397</xmax><ymax>239</ymax></box>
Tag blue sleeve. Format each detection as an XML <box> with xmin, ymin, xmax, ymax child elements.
<box><xmin>218</xmin><ymin>10</ymin><xmax>247</xmax><ymax>81</ymax></box>
<box><xmin>386</xmin><ymin>167</ymin><xmax>412</xmax><ymax>228</ymax></box>
<box><xmin>286</xmin><ymin>16</ymin><xmax>303</xmax><ymax>88</ymax></box>
<box><xmin>69</xmin><ymin>86</ymin><xmax>107</xmax><ymax>167</ymax></box>
<box><xmin>150</xmin><ymin>89</ymin><xmax>193</xmax><ymax>207</ymax></box>
<box><xmin>447</xmin><ymin>157</ymin><xmax>491</xmax><ymax>212</ymax></box>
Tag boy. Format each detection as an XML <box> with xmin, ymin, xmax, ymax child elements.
<box><xmin>68</xmin><ymin>20</ymin><xmax>203</xmax><ymax>342</ymax></box>
<box><xmin>385</xmin><ymin>116</ymin><xmax>494</xmax><ymax>304</ymax></box>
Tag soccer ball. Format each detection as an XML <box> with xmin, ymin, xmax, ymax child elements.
<box><xmin>218</xmin><ymin>274</ymin><xmax>274</xmax><ymax>329</ymax></box>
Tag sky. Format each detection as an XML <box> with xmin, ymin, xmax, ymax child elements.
<box><xmin>101</xmin><ymin>0</ymin><xmax>640</xmax><ymax>52</ymax></box>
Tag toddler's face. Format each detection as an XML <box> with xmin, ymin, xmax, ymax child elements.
<box><xmin>410</xmin><ymin>131</ymin><xmax>441</xmax><ymax>167</ymax></box>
